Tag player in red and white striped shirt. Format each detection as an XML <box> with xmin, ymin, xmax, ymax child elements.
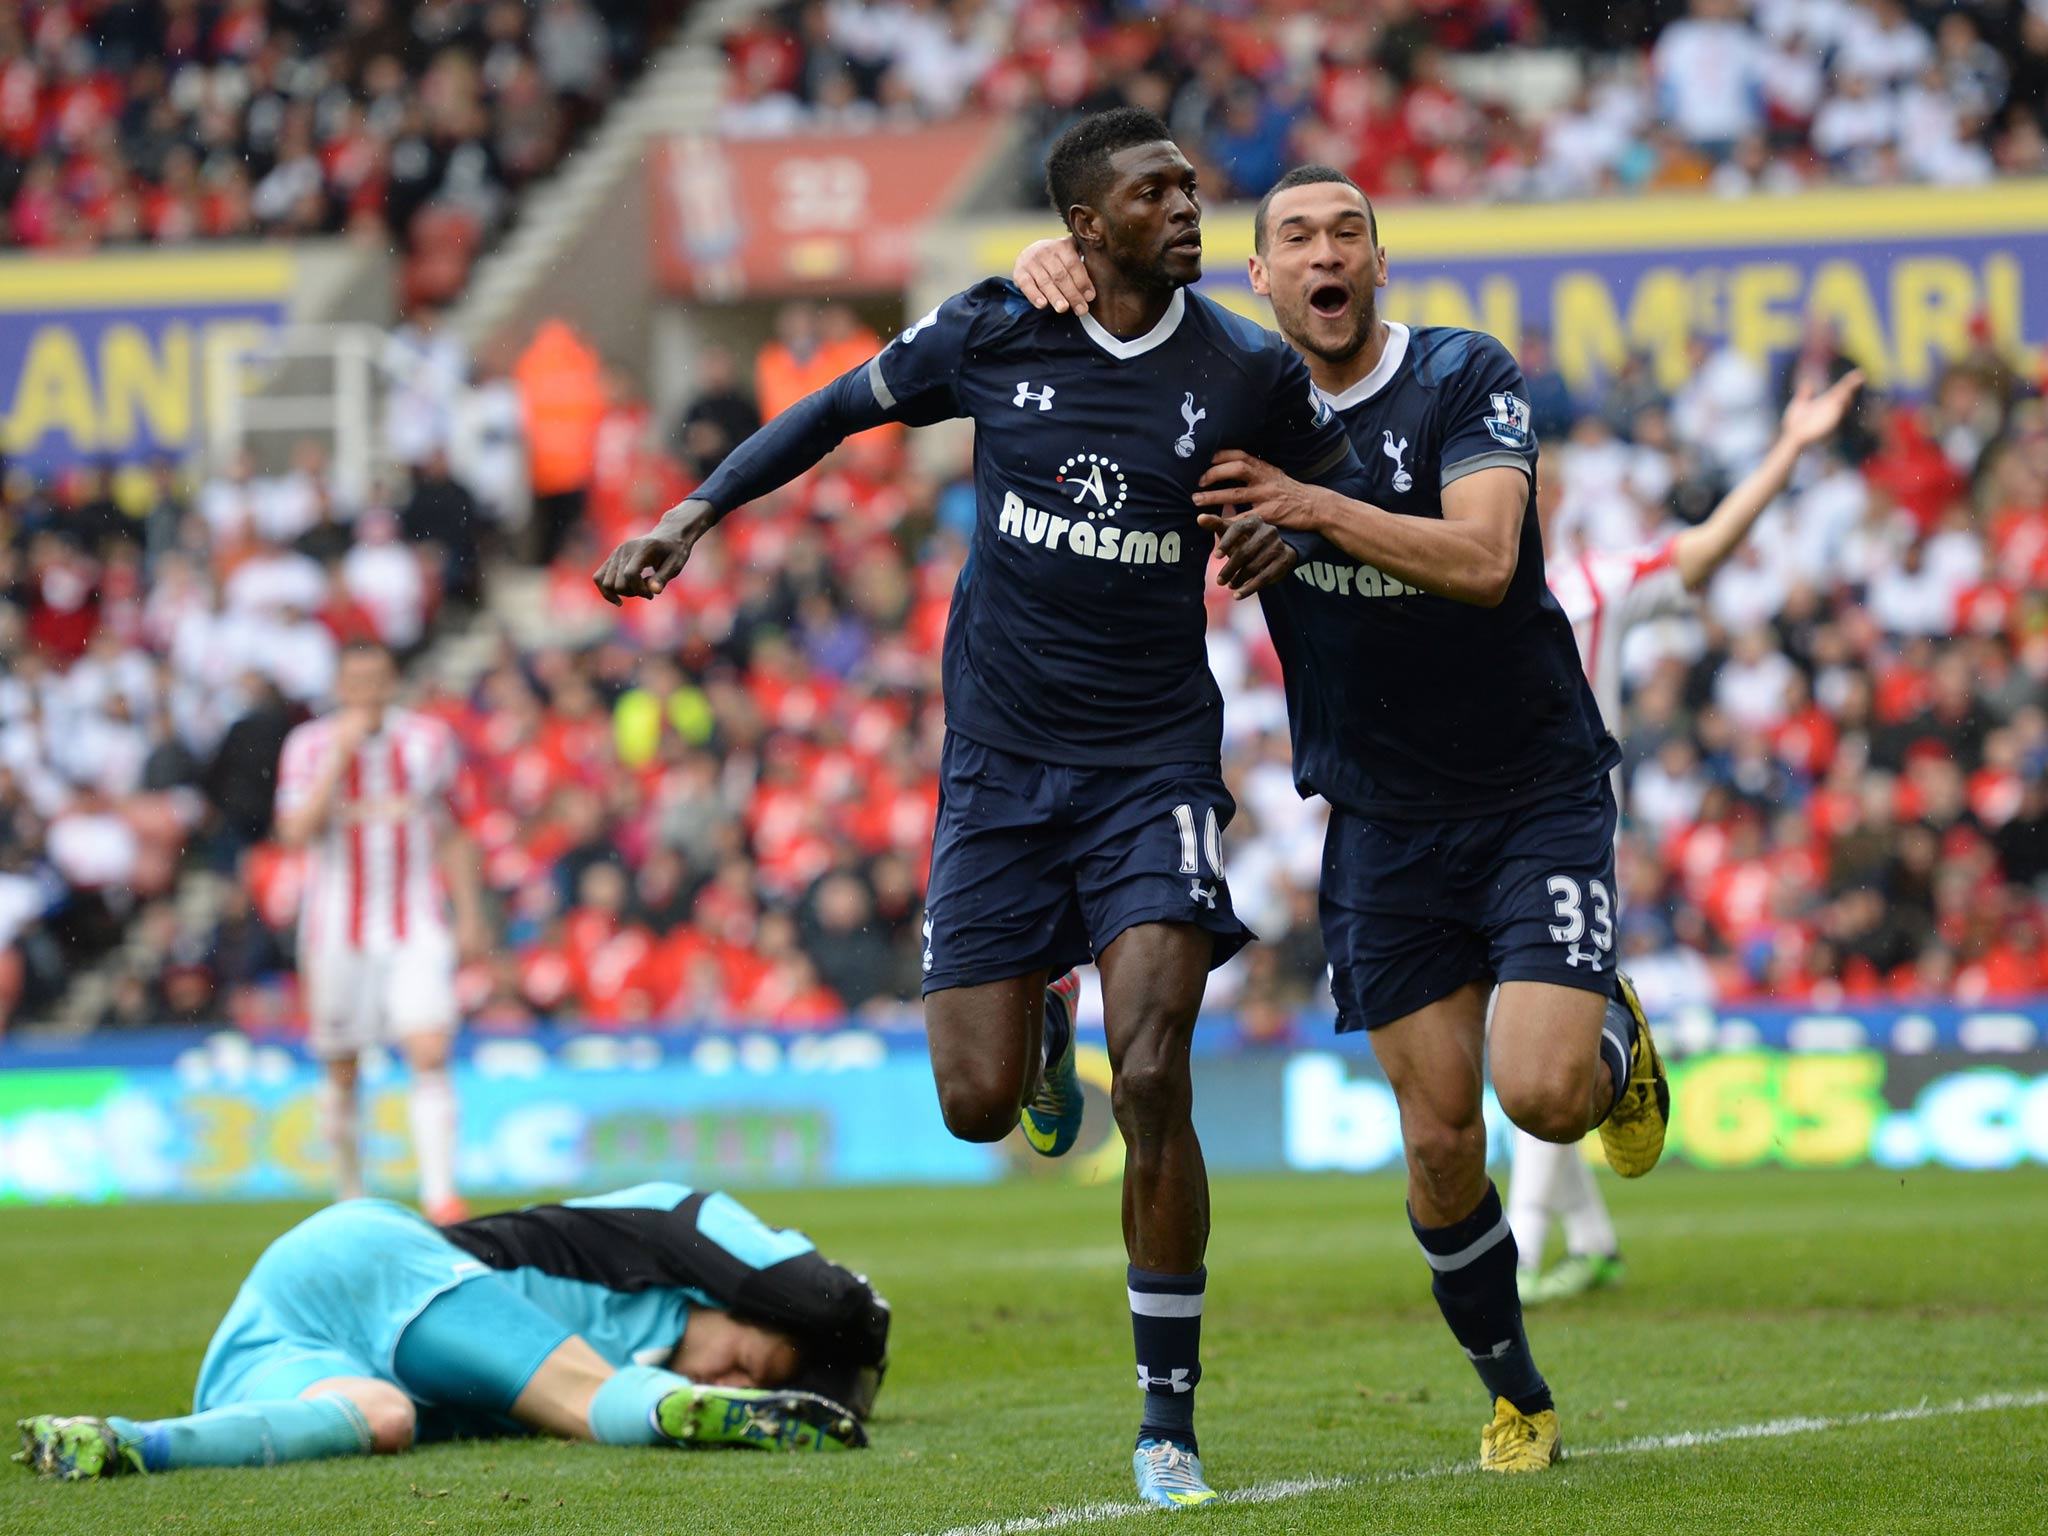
<box><xmin>275</xmin><ymin>642</ymin><xmax>488</xmax><ymax>1222</ymax></box>
<box><xmin>1508</xmin><ymin>369</ymin><xmax>1865</xmax><ymax>1305</ymax></box>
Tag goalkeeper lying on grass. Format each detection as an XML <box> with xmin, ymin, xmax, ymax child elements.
<box><xmin>17</xmin><ymin>1183</ymin><xmax>888</xmax><ymax>1479</ymax></box>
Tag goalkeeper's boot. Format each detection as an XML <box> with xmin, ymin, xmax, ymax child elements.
<box><xmin>1020</xmin><ymin>970</ymin><xmax>1084</xmax><ymax>1157</ymax></box>
<box><xmin>1133</xmin><ymin>1437</ymin><xmax>1218</xmax><ymax>1508</ymax></box>
<box><xmin>1597</xmin><ymin>971</ymin><xmax>1669</xmax><ymax>1178</ymax></box>
<box><xmin>1521</xmin><ymin>1252</ymin><xmax>1626</xmax><ymax>1307</ymax></box>
<box><xmin>655</xmin><ymin>1387</ymin><xmax>866</xmax><ymax>1452</ymax></box>
<box><xmin>1478</xmin><ymin>1398</ymin><xmax>1561</xmax><ymax>1474</ymax></box>
<box><xmin>14</xmin><ymin>1417</ymin><xmax>145</xmax><ymax>1481</ymax></box>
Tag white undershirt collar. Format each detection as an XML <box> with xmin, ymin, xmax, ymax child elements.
<box><xmin>1316</xmin><ymin>321</ymin><xmax>1411</xmax><ymax>411</ymax></box>
<box><xmin>1077</xmin><ymin>288</ymin><xmax>1186</xmax><ymax>360</ymax></box>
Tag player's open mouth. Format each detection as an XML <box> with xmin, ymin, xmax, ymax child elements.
<box><xmin>1169</xmin><ymin>233</ymin><xmax>1202</xmax><ymax>251</ymax></box>
<box><xmin>1308</xmin><ymin>283</ymin><xmax>1351</xmax><ymax>319</ymax></box>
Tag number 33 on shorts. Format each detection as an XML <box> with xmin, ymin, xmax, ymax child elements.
<box><xmin>1546</xmin><ymin>875</ymin><xmax>1612</xmax><ymax>971</ymax></box>
<box><xmin>1171</xmin><ymin>803</ymin><xmax>1224</xmax><ymax>909</ymax></box>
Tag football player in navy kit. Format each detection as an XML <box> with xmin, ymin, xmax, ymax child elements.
<box><xmin>1014</xmin><ymin>166</ymin><xmax>1670</xmax><ymax>1473</ymax></box>
<box><xmin>596</xmin><ymin>112</ymin><xmax>1372</xmax><ymax>1505</ymax></box>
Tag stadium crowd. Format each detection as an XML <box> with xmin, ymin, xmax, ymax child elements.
<box><xmin>721</xmin><ymin>0</ymin><xmax>2048</xmax><ymax>198</ymax></box>
<box><xmin>3</xmin><ymin>2</ymin><xmax>2047</xmax><ymax>1038</ymax></box>
<box><xmin>2</xmin><ymin>0</ymin><xmax>683</xmax><ymax>298</ymax></box>
<box><xmin>6</xmin><ymin>282</ymin><xmax>2045</xmax><ymax>1035</ymax></box>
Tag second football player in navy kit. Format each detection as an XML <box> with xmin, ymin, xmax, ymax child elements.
<box><xmin>1015</xmin><ymin>166</ymin><xmax>1672</xmax><ymax>1474</ymax></box>
<box><xmin>596</xmin><ymin>112</ymin><xmax>1369</xmax><ymax>1505</ymax></box>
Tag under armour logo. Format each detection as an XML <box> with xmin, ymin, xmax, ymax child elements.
<box><xmin>1382</xmin><ymin>431</ymin><xmax>1413</xmax><ymax>492</ymax></box>
<box><xmin>1565</xmin><ymin>944</ymin><xmax>1604</xmax><ymax>971</ymax></box>
<box><xmin>1014</xmin><ymin>382</ymin><xmax>1055</xmax><ymax>411</ymax></box>
<box><xmin>1174</xmin><ymin>392</ymin><xmax>1206</xmax><ymax>458</ymax></box>
<box><xmin>1188</xmin><ymin>880</ymin><xmax>1217</xmax><ymax>909</ymax></box>
<box><xmin>1137</xmin><ymin>1366</ymin><xmax>1193</xmax><ymax>1393</ymax></box>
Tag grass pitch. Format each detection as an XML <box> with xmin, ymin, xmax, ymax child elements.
<box><xmin>4</xmin><ymin>1167</ymin><xmax>2046</xmax><ymax>1536</ymax></box>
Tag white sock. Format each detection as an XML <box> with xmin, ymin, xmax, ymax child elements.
<box><xmin>1506</xmin><ymin>1126</ymin><xmax>1569</xmax><ymax>1270</ymax></box>
<box><xmin>408</xmin><ymin>1068</ymin><xmax>459</xmax><ymax>1208</ymax></box>
<box><xmin>1556</xmin><ymin>1148</ymin><xmax>1618</xmax><ymax>1258</ymax></box>
<box><xmin>319</xmin><ymin>1076</ymin><xmax>364</xmax><ymax>1201</ymax></box>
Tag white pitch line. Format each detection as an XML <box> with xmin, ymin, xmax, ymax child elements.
<box><xmin>905</xmin><ymin>1388</ymin><xmax>2048</xmax><ymax>1536</ymax></box>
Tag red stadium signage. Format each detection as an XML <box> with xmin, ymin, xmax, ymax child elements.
<box><xmin>650</xmin><ymin>123</ymin><xmax>1002</xmax><ymax>299</ymax></box>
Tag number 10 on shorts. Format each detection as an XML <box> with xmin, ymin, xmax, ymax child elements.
<box><xmin>1546</xmin><ymin>875</ymin><xmax>1612</xmax><ymax>970</ymax></box>
<box><xmin>1172</xmin><ymin>804</ymin><xmax>1224</xmax><ymax>908</ymax></box>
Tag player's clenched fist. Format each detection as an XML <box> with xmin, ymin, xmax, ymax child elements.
<box><xmin>1191</xmin><ymin>449</ymin><xmax>1327</xmax><ymax>534</ymax></box>
<box><xmin>592</xmin><ymin>499</ymin><xmax>715</xmax><ymax>605</ymax></box>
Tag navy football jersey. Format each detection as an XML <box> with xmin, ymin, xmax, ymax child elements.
<box><xmin>869</xmin><ymin>278</ymin><xmax>1361</xmax><ymax>767</ymax></box>
<box><xmin>1258</xmin><ymin>323</ymin><xmax>1619</xmax><ymax>819</ymax></box>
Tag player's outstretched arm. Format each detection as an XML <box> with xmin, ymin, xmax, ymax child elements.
<box><xmin>1012</xmin><ymin>237</ymin><xmax>1094</xmax><ymax>316</ymax></box>
<box><xmin>1670</xmin><ymin>368</ymin><xmax>1864</xmax><ymax>593</ymax></box>
<box><xmin>1193</xmin><ymin>452</ymin><xmax>1524</xmax><ymax>607</ymax></box>
<box><xmin>594</xmin><ymin>363</ymin><xmax>894</xmax><ymax>605</ymax></box>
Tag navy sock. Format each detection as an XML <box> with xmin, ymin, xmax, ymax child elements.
<box><xmin>1042</xmin><ymin>983</ymin><xmax>1072</xmax><ymax>1069</ymax></box>
<box><xmin>1129</xmin><ymin>1265</ymin><xmax>1202</xmax><ymax>1453</ymax></box>
<box><xmin>1596</xmin><ymin>990</ymin><xmax>1637</xmax><ymax>1124</ymax></box>
<box><xmin>1411</xmin><ymin>1183</ymin><xmax>1551</xmax><ymax>1415</ymax></box>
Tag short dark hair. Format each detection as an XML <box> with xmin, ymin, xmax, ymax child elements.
<box><xmin>1254</xmin><ymin>165</ymin><xmax>1375</xmax><ymax>255</ymax></box>
<box><xmin>1045</xmin><ymin>107</ymin><xmax>1176</xmax><ymax>228</ymax></box>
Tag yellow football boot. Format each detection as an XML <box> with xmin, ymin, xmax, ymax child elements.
<box><xmin>1479</xmin><ymin>1397</ymin><xmax>1562</xmax><ymax>1473</ymax></box>
<box><xmin>1597</xmin><ymin>970</ymin><xmax>1669</xmax><ymax>1178</ymax></box>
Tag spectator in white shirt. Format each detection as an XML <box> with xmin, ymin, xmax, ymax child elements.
<box><xmin>1672</xmin><ymin>337</ymin><xmax>1775</xmax><ymax>478</ymax></box>
<box><xmin>1812</xmin><ymin>71</ymin><xmax>1897</xmax><ymax>169</ymax></box>
<box><xmin>1552</xmin><ymin>415</ymin><xmax>1649</xmax><ymax>555</ymax></box>
<box><xmin>1539</xmin><ymin>86</ymin><xmax>1632</xmax><ymax>197</ymax></box>
<box><xmin>1753</xmin><ymin>0</ymin><xmax>1855</xmax><ymax>50</ymax></box>
<box><xmin>1715</xmin><ymin>627</ymin><xmax>1800</xmax><ymax>730</ymax></box>
<box><xmin>451</xmin><ymin>366</ymin><xmax>528</xmax><ymax>525</ymax></box>
<box><xmin>198</xmin><ymin>452</ymin><xmax>260</xmax><ymax>546</ymax></box>
<box><xmin>250</xmin><ymin>439</ymin><xmax>335</xmax><ymax>546</ymax></box>
<box><xmin>46</xmin><ymin>789</ymin><xmax>140</xmax><ymax>892</ymax></box>
<box><xmin>534</xmin><ymin>0</ymin><xmax>610</xmax><ymax>102</ymax></box>
<box><xmin>1898</xmin><ymin>66</ymin><xmax>1995</xmax><ymax>184</ymax></box>
<box><xmin>1706</xmin><ymin>543</ymin><xmax>1795</xmax><ymax>634</ymax></box>
<box><xmin>1759</xmin><ymin>33</ymin><xmax>1826</xmax><ymax>132</ymax></box>
<box><xmin>1785</xmin><ymin>457</ymin><xmax>1870</xmax><ymax>584</ymax></box>
<box><xmin>61</xmin><ymin>630</ymin><xmax>157</xmax><ymax>723</ymax></box>
<box><xmin>224</xmin><ymin>538</ymin><xmax>328</xmax><ymax>618</ymax></box>
<box><xmin>1866</xmin><ymin>541</ymin><xmax>1961</xmax><ymax>636</ymax></box>
<box><xmin>1922</xmin><ymin>507</ymin><xmax>1986</xmax><ymax>593</ymax></box>
<box><xmin>61</xmin><ymin>694</ymin><xmax>151</xmax><ymax>799</ymax></box>
<box><xmin>1834</xmin><ymin>0</ymin><xmax>1934</xmax><ymax>89</ymax></box>
<box><xmin>260</xmin><ymin>606</ymin><xmax>340</xmax><ymax>703</ymax></box>
<box><xmin>1631</xmin><ymin>737</ymin><xmax>1710</xmax><ymax>837</ymax></box>
<box><xmin>343</xmin><ymin>509</ymin><xmax>430</xmax><ymax>652</ymax></box>
<box><xmin>382</xmin><ymin>307</ymin><xmax>469</xmax><ymax>470</ymax></box>
<box><xmin>893</xmin><ymin>0</ymin><xmax>995</xmax><ymax>117</ymax></box>
<box><xmin>1652</xmin><ymin>0</ymin><xmax>1766</xmax><ymax>152</ymax></box>
<box><xmin>720</xmin><ymin>50</ymin><xmax>807</xmax><ymax>137</ymax></box>
<box><xmin>1835</xmin><ymin>489</ymin><xmax>1918</xmax><ymax>592</ymax></box>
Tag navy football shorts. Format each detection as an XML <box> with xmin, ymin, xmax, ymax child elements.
<box><xmin>920</xmin><ymin>733</ymin><xmax>1252</xmax><ymax>994</ymax></box>
<box><xmin>1321</xmin><ymin>775</ymin><xmax>1619</xmax><ymax>1033</ymax></box>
